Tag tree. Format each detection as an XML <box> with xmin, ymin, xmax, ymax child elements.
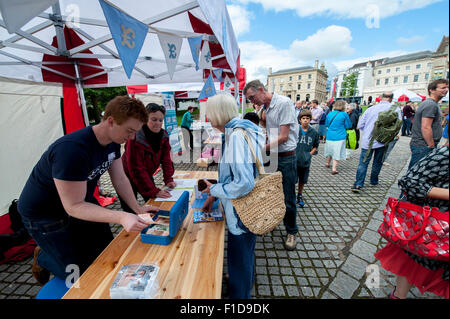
<box><xmin>83</xmin><ymin>86</ymin><xmax>128</xmax><ymax>124</ymax></box>
<box><xmin>341</xmin><ymin>72</ymin><xmax>358</xmax><ymax>98</ymax></box>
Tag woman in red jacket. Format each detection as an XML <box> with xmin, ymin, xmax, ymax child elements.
<box><xmin>120</xmin><ymin>103</ymin><xmax>176</xmax><ymax>213</ymax></box>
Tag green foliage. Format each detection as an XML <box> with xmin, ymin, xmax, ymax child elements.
<box><xmin>341</xmin><ymin>72</ymin><xmax>358</xmax><ymax>97</ymax></box>
<box><xmin>83</xmin><ymin>86</ymin><xmax>128</xmax><ymax>124</ymax></box>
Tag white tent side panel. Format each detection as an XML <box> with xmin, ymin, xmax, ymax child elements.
<box><xmin>0</xmin><ymin>78</ymin><xmax>64</xmax><ymax>215</ymax></box>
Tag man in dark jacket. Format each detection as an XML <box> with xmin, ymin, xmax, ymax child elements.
<box><xmin>347</xmin><ymin>103</ymin><xmax>360</xmax><ymax>148</ymax></box>
<box><xmin>401</xmin><ymin>101</ymin><xmax>414</xmax><ymax>136</ymax></box>
<box><xmin>295</xmin><ymin>110</ymin><xmax>319</xmax><ymax>208</ymax></box>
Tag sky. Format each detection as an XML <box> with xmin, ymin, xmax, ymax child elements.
<box><xmin>225</xmin><ymin>0</ymin><xmax>450</xmax><ymax>83</ymax></box>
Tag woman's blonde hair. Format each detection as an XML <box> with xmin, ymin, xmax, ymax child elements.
<box><xmin>333</xmin><ymin>100</ymin><xmax>347</xmax><ymax>111</ymax></box>
<box><xmin>205</xmin><ymin>93</ymin><xmax>239</xmax><ymax>126</ymax></box>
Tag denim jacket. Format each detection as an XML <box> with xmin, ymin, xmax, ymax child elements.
<box><xmin>209</xmin><ymin>117</ymin><xmax>266</xmax><ymax>235</ymax></box>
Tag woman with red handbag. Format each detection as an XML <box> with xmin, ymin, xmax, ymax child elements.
<box><xmin>374</xmin><ymin>145</ymin><xmax>449</xmax><ymax>299</ymax></box>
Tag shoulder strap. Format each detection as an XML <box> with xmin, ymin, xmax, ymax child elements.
<box><xmin>234</xmin><ymin>128</ymin><xmax>266</xmax><ymax>176</ymax></box>
<box><xmin>329</xmin><ymin>111</ymin><xmax>340</xmax><ymax>127</ymax></box>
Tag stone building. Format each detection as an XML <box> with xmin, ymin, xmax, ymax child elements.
<box><xmin>266</xmin><ymin>59</ymin><xmax>328</xmax><ymax>103</ymax></box>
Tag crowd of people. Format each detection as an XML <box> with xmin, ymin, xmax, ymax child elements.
<box><xmin>14</xmin><ymin>76</ymin><xmax>448</xmax><ymax>300</ymax></box>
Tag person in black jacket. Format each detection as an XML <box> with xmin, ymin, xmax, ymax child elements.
<box><xmin>295</xmin><ymin>110</ymin><xmax>319</xmax><ymax>208</ymax></box>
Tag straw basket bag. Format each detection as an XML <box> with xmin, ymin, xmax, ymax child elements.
<box><xmin>231</xmin><ymin>129</ymin><xmax>285</xmax><ymax>235</ymax></box>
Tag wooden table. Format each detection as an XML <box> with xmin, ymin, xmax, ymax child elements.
<box><xmin>63</xmin><ymin>170</ymin><xmax>223</xmax><ymax>299</ymax></box>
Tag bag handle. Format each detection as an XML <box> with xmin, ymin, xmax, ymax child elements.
<box><xmin>389</xmin><ymin>198</ymin><xmax>431</xmax><ymax>241</ymax></box>
<box><xmin>234</xmin><ymin>128</ymin><xmax>266</xmax><ymax>176</ymax></box>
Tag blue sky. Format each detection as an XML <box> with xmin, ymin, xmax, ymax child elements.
<box><xmin>226</xmin><ymin>0</ymin><xmax>449</xmax><ymax>82</ymax></box>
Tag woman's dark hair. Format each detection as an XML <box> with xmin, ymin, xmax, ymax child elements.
<box><xmin>146</xmin><ymin>103</ymin><xmax>166</xmax><ymax>115</ymax></box>
<box><xmin>243</xmin><ymin>112</ymin><xmax>260</xmax><ymax>125</ymax></box>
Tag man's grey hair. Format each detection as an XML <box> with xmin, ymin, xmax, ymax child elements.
<box><xmin>243</xmin><ymin>79</ymin><xmax>266</xmax><ymax>95</ymax></box>
<box><xmin>382</xmin><ymin>92</ymin><xmax>394</xmax><ymax>99</ymax></box>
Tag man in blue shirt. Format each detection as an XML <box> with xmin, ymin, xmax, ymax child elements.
<box><xmin>351</xmin><ymin>92</ymin><xmax>401</xmax><ymax>193</ymax></box>
<box><xmin>181</xmin><ymin>106</ymin><xmax>194</xmax><ymax>150</ymax></box>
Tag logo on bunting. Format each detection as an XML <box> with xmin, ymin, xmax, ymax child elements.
<box><xmin>213</xmin><ymin>69</ymin><xmax>223</xmax><ymax>82</ymax></box>
<box><xmin>198</xmin><ymin>74</ymin><xmax>216</xmax><ymax>101</ymax></box>
<box><xmin>198</xmin><ymin>41</ymin><xmax>212</xmax><ymax>69</ymax></box>
<box><xmin>99</xmin><ymin>0</ymin><xmax>149</xmax><ymax>79</ymax></box>
<box><xmin>223</xmin><ymin>74</ymin><xmax>234</xmax><ymax>92</ymax></box>
<box><xmin>157</xmin><ymin>33</ymin><xmax>182</xmax><ymax>80</ymax></box>
<box><xmin>187</xmin><ymin>36</ymin><xmax>202</xmax><ymax>71</ymax></box>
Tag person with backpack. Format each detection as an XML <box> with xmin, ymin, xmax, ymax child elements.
<box><xmin>351</xmin><ymin>92</ymin><xmax>402</xmax><ymax>193</ymax></box>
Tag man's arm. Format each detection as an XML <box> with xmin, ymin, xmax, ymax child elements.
<box><xmin>266</xmin><ymin>124</ymin><xmax>290</xmax><ymax>151</ymax></box>
<box><xmin>53</xmin><ymin>178</ymin><xmax>151</xmax><ymax>232</ymax></box>
<box><xmin>421</xmin><ymin>117</ymin><xmax>435</xmax><ymax>147</ymax></box>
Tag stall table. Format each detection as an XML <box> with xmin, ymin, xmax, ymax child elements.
<box><xmin>63</xmin><ymin>170</ymin><xmax>223</xmax><ymax>299</ymax></box>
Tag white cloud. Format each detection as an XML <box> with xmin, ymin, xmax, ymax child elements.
<box><xmin>289</xmin><ymin>25</ymin><xmax>354</xmax><ymax>60</ymax></box>
<box><xmin>396</xmin><ymin>35</ymin><xmax>425</xmax><ymax>47</ymax></box>
<box><xmin>226</xmin><ymin>4</ymin><xmax>253</xmax><ymax>38</ymax></box>
<box><xmin>233</xmin><ymin>0</ymin><xmax>443</xmax><ymax>19</ymax></box>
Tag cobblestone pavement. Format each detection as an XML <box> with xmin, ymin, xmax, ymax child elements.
<box><xmin>0</xmin><ymin>136</ymin><xmax>444</xmax><ymax>299</ymax></box>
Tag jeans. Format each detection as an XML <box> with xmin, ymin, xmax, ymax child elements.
<box><xmin>401</xmin><ymin>117</ymin><xmax>412</xmax><ymax>136</ymax></box>
<box><xmin>277</xmin><ymin>154</ymin><xmax>298</xmax><ymax>235</ymax></box>
<box><xmin>408</xmin><ymin>145</ymin><xmax>434</xmax><ymax>171</ymax></box>
<box><xmin>227</xmin><ymin>230</ymin><xmax>256</xmax><ymax>299</ymax></box>
<box><xmin>354</xmin><ymin>147</ymin><xmax>386</xmax><ymax>188</ymax></box>
<box><xmin>383</xmin><ymin>138</ymin><xmax>398</xmax><ymax>162</ymax></box>
<box><xmin>20</xmin><ymin>214</ymin><xmax>113</xmax><ymax>280</ymax></box>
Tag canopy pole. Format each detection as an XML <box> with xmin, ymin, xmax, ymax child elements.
<box><xmin>74</xmin><ymin>61</ymin><xmax>90</xmax><ymax>127</ymax></box>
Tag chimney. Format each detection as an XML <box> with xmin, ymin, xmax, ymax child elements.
<box><xmin>314</xmin><ymin>58</ymin><xmax>319</xmax><ymax>69</ymax></box>
<box><xmin>268</xmin><ymin>67</ymin><xmax>272</xmax><ymax>75</ymax></box>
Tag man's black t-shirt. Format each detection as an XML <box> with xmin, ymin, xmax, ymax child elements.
<box><xmin>18</xmin><ymin>126</ymin><xmax>121</xmax><ymax>219</ymax></box>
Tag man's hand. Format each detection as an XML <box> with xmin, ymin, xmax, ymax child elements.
<box><xmin>156</xmin><ymin>189</ymin><xmax>172</xmax><ymax>198</ymax></box>
<box><xmin>166</xmin><ymin>182</ymin><xmax>177</xmax><ymax>189</ymax></box>
<box><xmin>201</xmin><ymin>179</ymin><xmax>214</xmax><ymax>195</ymax></box>
<box><xmin>119</xmin><ymin>212</ymin><xmax>152</xmax><ymax>232</ymax></box>
<box><xmin>202</xmin><ymin>196</ymin><xmax>216</xmax><ymax>213</ymax></box>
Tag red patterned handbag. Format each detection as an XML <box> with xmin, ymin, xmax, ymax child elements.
<box><xmin>378</xmin><ymin>197</ymin><xmax>449</xmax><ymax>261</ymax></box>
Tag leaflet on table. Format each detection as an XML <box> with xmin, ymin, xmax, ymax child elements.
<box><xmin>154</xmin><ymin>189</ymin><xmax>193</xmax><ymax>201</ymax></box>
<box><xmin>172</xmin><ymin>178</ymin><xmax>197</xmax><ymax>189</ymax></box>
<box><xmin>193</xmin><ymin>209</ymin><xmax>223</xmax><ymax>223</ymax></box>
<box><xmin>110</xmin><ymin>263</ymin><xmax>160</xmax><ymax>299</ymax></box>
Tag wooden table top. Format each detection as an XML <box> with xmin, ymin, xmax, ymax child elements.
<box><xmin>63</xmin><ymin>170</ymin><xmax>223</xmax><ymax>299</ymax></box>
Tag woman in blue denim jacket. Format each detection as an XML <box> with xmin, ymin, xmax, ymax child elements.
<box><xmin>201</xmin><ymin>93</ymin><xmax>265</xmax><ymax>299</ymax></box>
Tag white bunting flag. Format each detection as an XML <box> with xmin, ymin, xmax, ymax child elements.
<box><xmin>223</xmin><ymin>74</ymin><xmax>233</xmax><ymax>92</ymax></box>
<box><xmin>157</xmin><ymin>33</ymin><xmax>183</xmax><ymax>80</ymax></box>
<box><xmin>198</xmin><ymin>41</ymin><xmax>212</xmax><ymax>69</ymax></box>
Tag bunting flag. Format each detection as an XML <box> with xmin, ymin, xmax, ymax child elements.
<box><xmin>157</xmin><ymin>33</ymin><xmax>183</xmax><ymax>80</ymax></box>
<box><xmin>222</xmin><ymin>74</ymin><xmax>233</xmax><ymax>92</ymax></box>
<box><xmin>198</xmin><ymin>74</ymin><xmax>216</xmax><ymax>101</ymax></box>
<box><xmin>99</xmin><ymin>0</ymin><xmax>149</xmax><ymax>79</ymax></box>
<box><xmin>187</xmin><ymin>36</ymin><xmax>202</xmax><ymax>71</ymax></box>
<box><xmin>213</xmin><ymin>68</ymin><xmax>223</xmax><ymax>81</ymax></box>
<box><xmin>198</xmin><ymin>40</ymin><xmax>212</xmax><ymax>69</ymax></box>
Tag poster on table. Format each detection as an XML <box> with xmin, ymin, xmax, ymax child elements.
<box><xmin>162</xmin><ymin>92</ymin><xmax>181</xmax><ymax>153</ymax></box>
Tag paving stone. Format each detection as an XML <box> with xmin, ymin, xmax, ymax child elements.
<box><xmin>328</xmin><ymin>271</ymin><xmax>360</xmax><ymax>299</ymax></box>
<box><xmin>350</xmin><ymin>240</ymin><xmax>378</xmax><ymax>263</ymax></box>
<box><xmin>340</xmin><ymin>254</ymin><xmax>369</xmax><ymax>280</ymax></box>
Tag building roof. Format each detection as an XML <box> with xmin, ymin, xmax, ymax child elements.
<box><xmin>381</xmin><ymin>51</ymin><xmax>434</xmax><ymax>66</ymax></box>
<box><xmin>350</xmin><ymin>59</ymin><xmax>383</xmax><ymax>70</ymax></box>
<box><xmin>269</xmin><ymin>65</ymin><xmax>328</xmax><ymax>77</ymax></box>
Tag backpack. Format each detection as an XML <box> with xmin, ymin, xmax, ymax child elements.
<box><xmin>363</xmin><ymin>105</ymin><xmax>402</xmax><ymax>161</ymax></box>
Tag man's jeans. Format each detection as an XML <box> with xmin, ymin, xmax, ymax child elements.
<box><xmin>354</xmin><ymin>147</ymin><xmax>386</xmax><ymax>188</ymax></box>
<box><xmin>408</xmin><ymin>145</ymin><xmax>434</xmax><ymax>170</ymax></box>
<box><xmin>401</xmin><ymin>118</ymin><xmax>412</xmax><ymax>136</ymax></box>
<box><xmin>277</xmin><ymin>154</ymin><xmax>298</xmax><ymax>235</ymax></box>
<box><xmin>21</xmin><ymin>214</ymin><xmax>113</xmax><ymax>281</ymax></box>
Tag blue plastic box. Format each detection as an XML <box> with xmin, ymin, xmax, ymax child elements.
<box><xmin>140</xmin><ymin>191</ymin><xmax>190</xmax><ymax>245</ymax></box>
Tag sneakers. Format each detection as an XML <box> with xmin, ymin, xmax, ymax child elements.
<box><xmin>284</xmin><ymin>234</ymin><xmax>297</xmax><ymax>251</ymax></box>
<box><xmin>32</xmin><ymin>246</ymin><xmax>50</xmax><ymax>286</ymax></box>
<box><xmin>296</xmin><ymin>194</ymin><xmax>305</xmax><ymax>208</ymax></box>
<box><xmin>351</xmin><ymin>185</ymin><xmax>362</xmax><ymax>193</ymax></box>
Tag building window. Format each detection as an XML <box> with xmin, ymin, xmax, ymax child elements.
<box><xmin>394</xmin><ymin>77</ymin><xmax>398</xmax><ymax>84</ymax></box>
<box><xmin>298</xmin><ymin>84</ymin><xmax>301</xmax><ymax>90</ymax></box>
<box><xmin>298</xmin><ymin>75</ymin><xmax>301</xmax><ymax>80</ymax></box>
<box><xmin>427</xmin><ymin>62</ymin><xmax>432</xmax><ymax>68</ymax></box>
<box><xmin>403</xmin><ymin>76</ymin><xmax>408</xmax><ymax>83</ymax></box>
<box><xmin>416</xmin><ymin>64</ymin><xmax>421</xmax><ymax>69</ymax></box>
<box><xmin>396</xmin><ymin>67</ymin><xmax>400</xmax><ymax>72</ymax></box>
<box><xmin>307</xmin><ymin>83</ymin><xmax>311</xmax><ymax>89</ymax></box>
<box><xmin>425</xmin><ymin>73</ymin><xmax>429</xmax><ymax>80</ymax></box>
<box><xmin>413</xmin><ymin>74</ymin><xmax>419</xmax><ymax>82</ymax></box>
<box><xmin>305</xmin><ymin>94</ymin><xmax>310</xmax><ymax>102</ymax></box>
<box><xmin>378</xmin><ymin>70</ymin><xmax>382</xmax><ymax>74</ymax></box>
<box><xmin>406</xmin><ymin>65</ymin><xmax>410</xmax><ymax>70</ymax></box>
<box><xmin>296</xmin><ymin>94</ymin><xmax>300</xmax><ymax>101</ymax></box>
<box><xmin>385</xmin><ymin>78</ymin><xmax>389</xmax><ymax>85</ymax></box>
<box><xmin>376</xmin><ymin>79</ymin><xmax>380</xmax><ymax>85</ymax></box>
<box><xmin>280</xmin><ymin>85</ymin><xmax>283</xmax><ymax>91</ymax></box>
<box><xmin>308</xmin><ymin>74</ymin><xmax>312</xmax><ymax>79</ymax></box>
<box><xmin>289</xmin><ymin>76</ymin><xmax>292</xmax><ymax>81</ymax></box>
<box><xmin>387</xmin><ymin>69</ymin><xmax>390</xmax><ymax>73</ymax></box>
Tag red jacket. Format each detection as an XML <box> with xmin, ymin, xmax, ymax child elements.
<box><xmin>122</xmin><ymin>128</ymin><xmax>174</xmax><ymax>198</ymax></box>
